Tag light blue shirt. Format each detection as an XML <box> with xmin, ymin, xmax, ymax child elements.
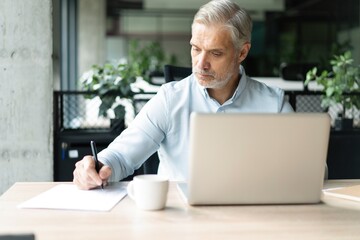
<box><xmin>99</xmin><ymin>66</ymin><xmax>293</xmax><ymax>181</ymax></box>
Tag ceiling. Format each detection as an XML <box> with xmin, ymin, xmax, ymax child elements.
<box><xmin>106</xmin><ymin>0</ymin><xmax>359</xmax><ymax>26</ymax></box>
<box><xmin>143</xmin><ymin>0</ymin><xmax>284</xmax><ymax>11</ymax></box>
<box><xmin>106</xmin><ymin>0</ymin><xmax>284</xmax><ymax>17</ymax></box>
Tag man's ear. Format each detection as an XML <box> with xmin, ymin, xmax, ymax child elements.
<box><xmin>237</xmin><ymin>43</ymin><xmax>251</xmax><ymax>64</ymax></box>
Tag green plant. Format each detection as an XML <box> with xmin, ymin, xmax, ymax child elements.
<box><xmin>80</xmin><ymin>61</ymin><xmax>138</xmax><ymax>119</ymax></box>
<box><xmin>80</xmin><ymin>40</ymin><xmax>177</xmax><ymax>120</ymax></box>
<box><xmin>305</xmin><ymin>51</ymin><xmax>360</xmax><ymax>118</ymax></box>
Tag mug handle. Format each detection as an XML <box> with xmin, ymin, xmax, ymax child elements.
<box><xmin>127</xmin><ymin>181</ymin><xmax>135</xmax><ymax>200</ymax></box>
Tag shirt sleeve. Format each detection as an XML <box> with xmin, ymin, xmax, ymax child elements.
<box><xmin>98</xmin><ymin>85</ymin><xmax>169</xmax><ymax>181</ymax></box>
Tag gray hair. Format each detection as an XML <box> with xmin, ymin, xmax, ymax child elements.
<box><xmin>192</xmin><ymin>0</ymin><xmax>253</xmax><ymax>50</ymax></box>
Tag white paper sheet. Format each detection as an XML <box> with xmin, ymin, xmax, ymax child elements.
<box><xmin>18</xmin><ymin>183</ymin><xmax>127</xmax><ymax>212</ymax></box>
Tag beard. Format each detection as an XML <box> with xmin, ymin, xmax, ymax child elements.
<box><xmin>192</xmin><ymin>62</ymin><xmax>238</xmax><ymax>89</ymax></box>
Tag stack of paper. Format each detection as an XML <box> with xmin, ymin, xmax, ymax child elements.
<box><xmin>18</xmin><ymin>183</ymin><xmax>127</xmax><ymax>211</ymax></box>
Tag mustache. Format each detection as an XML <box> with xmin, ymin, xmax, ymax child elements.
<box><xmin>192</xmin><ymin>68</ymin><xmax>215</xmax><ymax>77</ymax></box>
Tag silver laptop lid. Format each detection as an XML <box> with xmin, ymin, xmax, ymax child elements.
<box><xmin>186</xmin><ymin>113</ymin><xmax>331</xmax><ymax>205</ymax></box>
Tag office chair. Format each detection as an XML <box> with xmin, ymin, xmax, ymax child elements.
<box><xmin>163</xmin><ymin>64</ymin><xmax>192</xmax><ymax>83</ymax></box>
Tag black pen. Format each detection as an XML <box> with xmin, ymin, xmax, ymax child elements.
<box><xmin>90</xmin><ymin>141</ymin><xmax>104</xmax><ymax>190</ymax></box>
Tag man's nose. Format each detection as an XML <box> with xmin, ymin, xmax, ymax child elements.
<box><xmin>196</xmin><ymin>52</ymin><xmax>210</xmax><ymax>70</ymax></box>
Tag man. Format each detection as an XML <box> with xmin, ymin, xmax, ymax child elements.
<box><xmin>73</xmin><ymin>0</ymin><xmax>293</xmax><ymax>190</ymax></box>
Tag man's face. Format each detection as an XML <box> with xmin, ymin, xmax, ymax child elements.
<box><xmin>190</xmin><ymin>23</ymin><xmax>241</xmax><ymax>89</ymax></box>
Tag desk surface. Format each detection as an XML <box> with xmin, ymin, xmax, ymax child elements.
<box><xmin>1</xmin><ymin>180</ymin><xmax>360</xmax><ymax>240</ymax></box>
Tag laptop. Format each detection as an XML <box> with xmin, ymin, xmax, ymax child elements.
<box><xmin>178</xmin><ymin>112</ymin><xmax>331</xmax><ymax>205</ymax></box>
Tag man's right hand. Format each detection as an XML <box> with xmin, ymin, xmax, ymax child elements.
<box><xmin>73</xmin><ymin>155</ymin><xmax>112</xmax><ymax>190</ymax></box>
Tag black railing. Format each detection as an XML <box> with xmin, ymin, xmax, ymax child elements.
<box><xmin>54</xmin><ymin>90</ymin><xmax>360</xmax><ymax>132</ymax></box>
<box><xmin>285</xmin><ymin>91</ymin><xmax>360</xmax><ymax>127</ymax></box>
<box><xmin>53</xmin><ymin>91</ymin><xmax>156</xmax><ymax>132</ymax></box>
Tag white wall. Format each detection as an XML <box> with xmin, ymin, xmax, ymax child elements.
<box><xmin>78</xmin><ymin>0</ymin><xmax>106</xmax><ymax>83</ymax></box>
<box><xmin>108</xmin><ymin>12</ymin><xmax>193</xmax><ymax>67</ymax></box>
<box><xmin>0</xmin><ymin>0</ymin><xmax>53</xmax><ymax>194</ymax></box>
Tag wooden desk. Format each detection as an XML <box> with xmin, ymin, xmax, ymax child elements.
<box><xmin>1</xmin><ymin>180</ymin><xmax>360</xmax><ymax>240</ymax></box>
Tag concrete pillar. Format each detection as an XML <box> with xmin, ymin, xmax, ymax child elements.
<box><xmin>78</xmin><ymin>0</ymin><xmax>106</xmax><ymax>83</ymax></box>
<box><xmin>0</xmin><ymin>0</ymin><xmax>53</xmax><ymax>194</ymax></box>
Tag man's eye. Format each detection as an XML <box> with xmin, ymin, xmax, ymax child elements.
<box><xmin>192</xmin><ymin>47</ymin><xmax>200</xmax><ymax>52</ymax></box>
<box><xmin>212</xmin><ymin>52</ymin><xmax>222</xmax><ymax>57</ymax></box>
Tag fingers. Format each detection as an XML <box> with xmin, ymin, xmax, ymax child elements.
<box><xmin>73</xmin><ymin>155</ymin><xmax>110</xmax><ymax>190</ymax></box>
<box><xmin>73</xmin><ymin>156</ymin><xmax>98</xmax><ymax>190</ymax></box>
<box><xmin>99</xmin><ymin>165</ymin><xmax>112</xmax><ymax>185</ymax></box>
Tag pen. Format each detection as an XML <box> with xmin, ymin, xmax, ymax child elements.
<box><xmin>90</xmin><ymin>141</ymin><xmax>104</xmax><ymax>190</ymax></box>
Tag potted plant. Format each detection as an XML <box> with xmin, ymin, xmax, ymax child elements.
<box><xmin>305</xmin><ymin>51</ymin><xmax>360</xmax><ymax>130</ymax></box>
<box><xmin>80</xmin><ymin>61</ymin><xmax>138</xmax><ymax>131</ymax></box>
<box><xmin>80</xmin><ymin>40</ymin><xmax>176</xmax><ymax>131</ymax></box>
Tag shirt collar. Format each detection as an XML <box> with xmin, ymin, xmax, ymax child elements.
<box><xmin>234</xmin><ymin>65</ymin><xmax>247</xmax><ymax>100</ymax></box>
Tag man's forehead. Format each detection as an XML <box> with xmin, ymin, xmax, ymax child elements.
<box><xmin>192</xmin><ymin>22</ymin><xmax>229</xmax><ymax>33</ymax></box>
<box><xmin>191</xmin><ymin>23</ymin><xmax>233</xmax><ymax>50</ymax></box>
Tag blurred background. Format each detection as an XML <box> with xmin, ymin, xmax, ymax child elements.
<box><xmin>53</xmin><ymin>0</ymin><xmax>360</xmax><ymax>90</ymax></box>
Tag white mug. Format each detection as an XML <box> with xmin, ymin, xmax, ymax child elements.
<box><xmin>127</xmin><ymin>174</ymin><xmax>169</xmax><ymax>211</ymax></box>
